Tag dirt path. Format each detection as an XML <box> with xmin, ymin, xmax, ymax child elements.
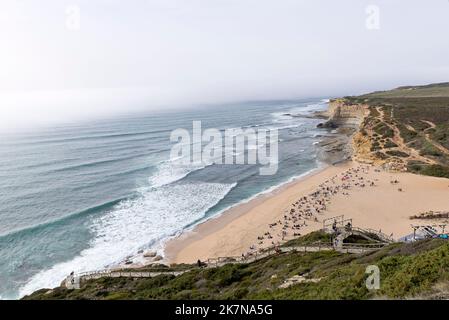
<box><xmin>404</xmin><ymin>120</ymin><xmax>449</xmax><ymax>157</ymax></box>
<box><xmin>425</xmin><ymin>133</ymin><xmax>449</xmax><ymax>156</ymax></box>
<box><xmin>422</xmin><ymin>120</ymin><xmax>436</xmax><ymax>130</ymax></box>
<box><xmin>375</xmin><ymin>107</ymin><xmax>434</xmax><ymax>164</ymax></box>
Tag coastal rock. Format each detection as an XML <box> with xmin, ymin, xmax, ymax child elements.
<box><xmin>143</xmin><ymin>251</ymin><xmax>157</xmax><ymax>258</ymax></box>
<box><xmin>313</xmin><ymin>110</ymin><xmax>330</xmax><ymax>119</ymax></box>
<box><xmin>326</xmin><ymin>99</ymin><xmax>368</xmax><ymax>127</ymax></box>
<box><xmin>317</xmin><ymin>120</ymin><xmax>338</xmax><ymax>129</ymax></box>
<box><xmin>152</xmin><ymin>255</ymin><xmax>163</xmax><ymax>262</ymax></box>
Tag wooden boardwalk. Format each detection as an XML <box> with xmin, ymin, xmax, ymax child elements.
<box><xmin>63</xmin><ymin>241</ymin><xmax>387</xmax><ymax>289</ymax></box>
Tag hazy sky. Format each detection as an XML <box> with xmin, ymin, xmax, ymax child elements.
<box><xmin>1</xmin><ymin>0</ymin><xmax>449</xmax><ymax>130</ymax></box>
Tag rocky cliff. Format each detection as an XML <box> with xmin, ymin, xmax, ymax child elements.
<box><xmin>316</xmin><ymin>99</ymin><xmax>369</xmax><ymax>164</ymax></box>
<box><xmin>325</xmin><ymin>99</ymin><xmax>368</xmax><ymax>127</ymax></box>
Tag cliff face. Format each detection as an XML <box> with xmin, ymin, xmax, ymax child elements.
<box><xmin>326</xmin><ymin>99</ymin><xmax>368</xmax><ymax>127</ymax></box>
<box><xmin>352</xmin><ymin>130</ymin><xmax>379</xmax><ymax>164</ymax></box>
<box><xmin>328</xmin><ymin>99</ymin><xmax>376</xmax><ymax>164</ymax></box>
<box><xmin>316</xmin><ymin>100</ymin><xmax>369</xmax><ymax>165</ymax></box>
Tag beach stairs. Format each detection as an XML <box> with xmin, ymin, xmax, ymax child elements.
<box><xmin>421</xmin><ymin>226</ymin><xmax>439</xmax><ymax>238</ymax></box>
<box><xmin>333</xmin><ymin>229</ymin><xmax>350</xmax><ymax>251</ymax></box>
<box><xmin>356</xmin><ymin>227</ymin><xmax>394</xmax><ymax>242</ymax></box>
<box><xmin>332</xmin><ymin>226</ymin><xmax>393</xmax><ymax>254</ymax></box>
<box><xmin>62</xmin><ymin>225</ymin><xmax>395</xmax><ymax>290</ymax></box>
<box><xmin>323</xmin><ymin>215</ymin><xmax>395</xmax><ymax>251</ymax></box>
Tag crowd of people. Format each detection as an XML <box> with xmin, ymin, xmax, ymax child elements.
<box><xmin>244</xmin><ymin>164</ymin><xmax>380</xmax><ymax>256</ymax></box>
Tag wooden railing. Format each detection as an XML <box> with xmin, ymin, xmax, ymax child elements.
<box><xmin>64</xmin><ymin>238</ymin><xmax>392</xmax><ymax>289</ymax></box>
<box><xmin>353</xmin><ymin>227</ymin><xmax>395</xmax><ymax>243</ymax></box>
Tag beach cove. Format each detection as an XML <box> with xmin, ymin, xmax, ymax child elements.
<box><xmin>165</xmin><ymin>160</ymin><xmax>449</xmax><ymax>263</ymax></box>
<box><xmin>164</xmin><ymin>98</ymin><xmax>449</xmax><ymax>264</ymax></box>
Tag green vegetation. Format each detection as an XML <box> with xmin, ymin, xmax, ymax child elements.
<box><xmin>281</xmin><ymin>231</ymin><xmax>332</xmax><ymax>247</ymax></box>
<box><xmin>351</xmin><ymin>82</ymin><xmax>449</xmax><ymax>177</ymax></box>
<box><xmin>431</xmin><ymin>124</ymin><xmax>449</xmax><ymax>150</ymax></box>
<box><xmin>360</xmin><ymin>82</ymin><xmax>449</xmax><ymax>99</ymax></box>
<box><xmin>374</xmin><ymin>151</ymin><xmax>388</xmax><ymax>160</ymax></box>
<box><xmin>397</xmin><ymin>124</ymin><xmax>418</xmax><ymax>143</ymax></box>
<box><xmin>384</xmin><ymin>139</ymin><xmax>398</xmax><ymax>149</ymax></box>
<box><xmin>407</xmin><ymin>163</ymin><xmax>449</xmax><ymax>179</ymax></box>
<box><xmin>370</xmin><ymin>141</ymin><xmax>381</xmax><ymax>152</ymax></box>
<box><xmin>420</xmin><ymin>141</ymin><xmax>443</xmax><ymax>157</ymax></box>
<box><xmin>24</xmin><ymin>239</ymin><xmax>449</xmax><ymax>300</ymax></box>
<box><xmin>385</xmin><ymin>150</ymin><xmax>409</xmax><ymax>158</ymax></box>
<box><xmin>343</xmin><ymin>234</ymin><xmax>378</xmax><ymax>244</ymax></box>
<box><xmin>369</xmin><ymin>107</ymin><xmax>380</xmax><ymax>118</ymax></box>
<box><xmin>373</xmin><ymin>123</ymin><xmax>394</xmax><ymax>139</ymax></box>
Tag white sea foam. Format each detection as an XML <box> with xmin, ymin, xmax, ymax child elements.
<box><xmin>270</xmin><ymin>123</ymin><xmax>303</xmax><ymax>130</ymax></box>
<box><xmin>16</xmin><ymin>99</ymin><xmax>327</xmax><ymax>299</ymax></box>
<box><xmin>149</xmin><ymin>158</ymin><xmax>209</xmax><ymax>188</ymax></box>
<box><xmin>271</xmin><ymin>100</ymin><xmax>328</xmax><ymax>121</ymax></box>
<box><xmin>270</xmin><ymin>112</ymin><xmax>293</xmax><ymax>122</ymax></box>
<box><xmin>19</xmin><ymin>181</ymin><xmax>236</xmax><ymax>298</ymax></box>
<box><xmin>173</xmin><ymin>165</ymin><xmax>324</xmax><ymax>239</ymax></box>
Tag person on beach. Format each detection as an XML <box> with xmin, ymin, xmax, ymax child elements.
<box><xmin>257</xmin><ymin>165</ymin><xmax>379</xmax><ymax>250</ymax></box>
<box><xmin>345</xmin><ymin>222</ymin><xmax>352</xmax><ymax>232</ymax></box>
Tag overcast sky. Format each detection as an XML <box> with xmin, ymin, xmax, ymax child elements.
<box><xmin>1</xmin><ymin>0</ymin><xmax>449</xmax><ymax>130</ymax></box>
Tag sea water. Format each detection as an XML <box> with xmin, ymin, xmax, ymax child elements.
<box><xmin>0</xmin><ymin>99</ymin><xmax>328</xmax><ymax>299</ymax></box>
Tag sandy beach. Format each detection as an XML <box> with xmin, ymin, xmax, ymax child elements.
<box><xmin>165</xmin><ymin>161</ymin><xmax>449</xmax><ymax>264</ymax></box>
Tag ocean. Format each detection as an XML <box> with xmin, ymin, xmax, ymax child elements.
<box><xmin>0</xmin><ymin>98</ymin><xmax>328</xmax><ymax>299</ymax></box>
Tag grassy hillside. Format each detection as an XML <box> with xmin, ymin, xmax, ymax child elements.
<box><xmin>24</xmin><ymin>234</ymin><xmax>449</xmax><ymax>300</ymax></box>
<box><xmin>346</xmin><ymin>82</ymin><xmax>449</xmax><ymax>177</ymax></box>
<box><xmin>358</xmin><ymin>82</ymin><xmax>449</xmax><ymax>99</ymax></box>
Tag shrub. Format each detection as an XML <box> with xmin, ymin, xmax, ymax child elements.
<box><xmin>398</xmin><ymin>124</ymin><xmax>418</xmax><ymax>142</ymax></box>
<box><xmin>420</xmin><ymin>142</ymin><xmax>443</xmax><ymax>157</ymax></box>
<box><xmin>421</xmin><ymin>165</ymin><xmax>449</xmax><ymax>178</ymax></box>
<box><xmin>384</xmin><ymin>139</ymin><xmax>398</xmax><ymax>148</ymax></box>
<box><xmin>386</xmin><ymin>150</ymin><xmax>409</xmax><ymax>158</ymax></box>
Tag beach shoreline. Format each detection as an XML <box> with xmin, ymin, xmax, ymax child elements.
<box><xmin>120</xmin><ymin>162</ymin><xmax>332</xmax><ymax>268</ymax></box>
<box><xmin>163</xmin><ymin>161</ymin><xmax>329</xmax><ymax>251</ymax></box>
<box><xmin>163</xmin><ymin>161</ymin><xmax>343</xmax><ymax>262</ymax></box>
<box><xmin>164</xmin><ymin>160</ymin><xmax>449</xmax><ymax>264</ymax></box>
<box><xmin>117</xmin><ymin>102</ymin><xmax>354</xmax><ymax>268</ymax></box>
<box><xmin>160</xmin><ymin>101</ymin><xmax>363</xmax><ymax>264</ymax></box>
<box><xmin>159</xmin><ymin>101</ymin><xmax>449</xmax><ymax>265</ymax></box>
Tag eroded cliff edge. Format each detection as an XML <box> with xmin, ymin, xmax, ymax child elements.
<box><xmin>315</xmin><ymin>99</ymin><xmax>369</xmax><ymax>165</ymax></box>
<box><xmin>319</xmin><ymin>84</ymin><xmax>449</xmax><ymax>177</ymax></box>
